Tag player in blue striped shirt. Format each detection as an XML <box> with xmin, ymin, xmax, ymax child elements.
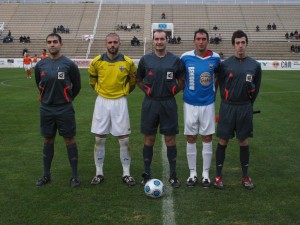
<box><xmin>181</xmin><ymin>28</ymin><xmax>220</xmax><ymax>188</ymax></box>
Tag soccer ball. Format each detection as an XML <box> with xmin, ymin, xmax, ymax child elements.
<box><xmin>144</xmin><ymin>179</ymin><xmax>165</xmax><ymax>198</ymax></box>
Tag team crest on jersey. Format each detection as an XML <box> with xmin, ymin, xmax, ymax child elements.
<box><xmin>41</xmin><ymin>71</ymin><xmax>46</xmax><ymax>77</ymax></box>
<box><xmin>246</xmin><ymin>74</ymin><xmax>253</xmax><ymax>82</ymax></box>
<box><xmin>209</xmin><ymin>63</ymin><xmax>214</xmax><ymax>70</ymax></box>
<box><xmin>58</xmin><ymin>72</ymin><xmax>65</xmax><ymax>79</ymax></box>
<box><xmin>119</xmin><ymin>66</ymin><xmax>125</xmax><ymax>72</ymax></box>
<box><xmin>199</xmin><ymin>72</ymin><xmax>211</xmax><ymax>86</ymax></box>
<box><xmin>167</xmin><ymin>72</ymin><xmax>174</xmax><ymax>80</ymax></box>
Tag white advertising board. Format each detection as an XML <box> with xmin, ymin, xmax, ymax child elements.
<box><xmin>1</xmin><ymin>58</ymin><xmax>300</xmax><ymax>70</ymax></box>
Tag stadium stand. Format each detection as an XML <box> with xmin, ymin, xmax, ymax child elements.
<box><xmin>0</xmin><ymin>3</ymin><xmax>299</xmax><ymax>60</ymax></box>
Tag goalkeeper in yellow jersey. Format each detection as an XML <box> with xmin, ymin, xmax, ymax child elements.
<box><xmin>88</xmin><ymin>33</ymin><xmax>137</xmax><ymax>186</ymax></box>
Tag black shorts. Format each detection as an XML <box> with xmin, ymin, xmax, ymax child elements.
<box><xmin>216</xmin><ymin>101</ymin><xmax>253</xmax><ymax>140</ymax></box>
<box><xmin>40</xmin><ymin>103</ymin><xmax>76</xmax><ymax>138</ymax></box>
<box><xmin>141</xmin><ymin>97</ymin><xmax>179</xmax><ymax>136</ymax></box>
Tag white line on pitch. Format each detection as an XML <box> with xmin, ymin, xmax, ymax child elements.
<box><xmin>161</xmin><ymin>136</ymin><xmax>176</xmax><ymax>225</ymax></box>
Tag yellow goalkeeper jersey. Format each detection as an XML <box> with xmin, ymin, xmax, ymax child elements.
<box><xmin>88</xmin><ymin>53</ymin><xmax>137</xmax><ymax>99</ymax></box>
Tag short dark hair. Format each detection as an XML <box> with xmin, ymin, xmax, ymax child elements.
<box><xmin>194</xmin><ymin>28</ymin><xmax>209</xmax><ymax>40</ymax></box>
<box><xmin>231</xmin><ymin>30</ymin><xmax>248</xmax><ymax>45</ymax></box>
<box><xmin>105</xmin><ymin>33</ymin><xmax>120</xmax><ymax>42</ymax></box>
<box><xmin>46</xmin><ymin>33</ymin><xmax>62</xmax><ymax>44</ymax></box>
<box><xmin>153</xmin><ymin>29</ymin><xmax>167</xmax><ymax>39</ymax></box>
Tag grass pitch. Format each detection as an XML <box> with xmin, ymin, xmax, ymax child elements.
<box><xmin>0</xmin><ymin>68</ymin><xmax>299</xmax><ymax>225</ymax></box>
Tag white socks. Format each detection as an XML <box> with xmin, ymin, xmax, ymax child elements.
<box><xmin>94</xmin><ymin>136</ymin><xmax>131</xmax><ymax>177</ymax></box>
<box><xmin>187</xmin><ymin>141</ymin><xmax>213</xmax><ymax>179</ymax></box>
<box><xmin>94</xmin><ymin>137</ymin><xmax>106</xmax><ymax>176</ymax></box>
<box><xmin>202</xmin><ymin>141</ymin><xmax>212</xmax><ymax>179</ymax></box>
<box><xmin>187</xmin><ymin>142</ymin><xmax>197</xmax><ymax>178</ymax></box>
<box><xmin>119</xmin><ymin>137</ymin><xmax>131</xmax><ymax>177</ymax></box>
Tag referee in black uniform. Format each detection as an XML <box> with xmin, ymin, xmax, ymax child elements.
<box><xmin>34</xmin><ymin>33</ymin><xmax>81</xmax><ymax>187</ymax></box>
<box><xmin>214</xmin><ymin>30</ymin><xmax>262</xmax><ymax>190</ymax></box>
<box><xmin>137</xmin><ymin>29</ymin><xmax>185</xmax><ymax>187</ymax></box>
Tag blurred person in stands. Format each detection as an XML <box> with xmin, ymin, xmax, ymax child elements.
<box><xmin>285</xmin><ymin>32</ymin><xmax>289</xmax><ymax>39</ymax></box>
<box><xmin>177</xmin><ymin>36</ymin><xmax>181</xmax><ymax>44</ymax></box>
<box><xmin>22</xmin><ymin>48</ymin><xmax>28</xmax><ymax>56</ymax></box>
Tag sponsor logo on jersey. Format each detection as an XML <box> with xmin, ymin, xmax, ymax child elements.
<box><xmin>167</xmin><ymin>72</ymin><xmax>173</xmax><ymax>79</ymax></box>
<box><xmin>58</xmin><ymin>72</ymin><xmax>65</xmax><ymax>79</ymax></box>
<box><xmin>148</xmin><ymin>70</ymin><xmax>153</xmax><ymax>76</ymax></box>
<box><xmin>41</xmin><ymin>71</ymin><xmax>46</xmax><ymax>77</ymax></box>
<box><xmin>246</xmin><ymin>74</ymin><xmax>253</xmax><ymax>82</ymax></box>
<box><xmin>199</xmin><ymin>72</ymin><xmax>211</xmax><ymax>86</ymax></box>
<box><xmin>188</xmin><ymin>67</ymin><xmax>195</xmax><ymax>90</ymax></box>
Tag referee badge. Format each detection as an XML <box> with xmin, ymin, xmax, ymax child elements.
<box><xmin>119</xmin><ymin>66</ymin><xmax>125</xmax><ymax>72</ymax></box>
<box><xmin>58</xmin><ymin>72</ymin><xmax>65</xmax><ymax>79</ymax></box>
<box><xmin>246</xmin><ymin>74</ymin><xmax>253</xmax><ymax>82</ymax></box>
<box><xmin>167</xmin><ymin>72</ymin><xmax>174</xmax><ymax>79</ymax></box>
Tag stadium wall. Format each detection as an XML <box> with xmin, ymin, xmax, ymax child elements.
<box><xmin>1</xmin><ymin>58</ymin><xmax>300</xmax><ymax>70</ymax></box>
<box><xmin>1</xmin><ymin>0</ymin><xmax>300</xmax><ymax>4</ymax></box>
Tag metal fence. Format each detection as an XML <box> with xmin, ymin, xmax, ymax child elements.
<box><xmin>1</xmin><ymin>0</ymin><xmax>300</xmax><ymax>4</ymax></box>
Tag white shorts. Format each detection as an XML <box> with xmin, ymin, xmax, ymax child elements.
<box><xmin>32</xmin><ymin>62</ymin><xmax>37</xmax><ymax>68</ymax></box>
<box><xmin>24</xmin><ymin>64</ymin><xmax>31</xmax><ymax>71</ymax></box>
<box><xmin>184</xmin><ymin>102</ymin><xmax>215</xmax><ymax>136</ymax></box>
<box><xmin>91</xmin><ymin>95</ymin><xmax>131</xmax><ymax>136</ymax></box>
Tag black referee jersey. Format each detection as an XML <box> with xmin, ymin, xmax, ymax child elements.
<box><xmin>137</xmin><ymin>52</ymin><xmax>185</xmax><ymax>98</ymax></box>
<box><xmin>218</xmin><ymin>56</ymin><xmax>262</xmax><ymax>104</ymax></box>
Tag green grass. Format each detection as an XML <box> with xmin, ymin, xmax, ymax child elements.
<box><xmin>0</xmin><ymin>68</ymin><xmax>299</xmax><ymax>225</ymax></box>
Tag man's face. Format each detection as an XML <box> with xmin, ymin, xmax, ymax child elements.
<box><xmin>234</xmin><ymin>36</ymin><xmax>247</xmax><ymax>58</ymax></box>
<box><xmin>105</xmin><ymin>35</ymin><xmax>120</xmax><ymax>55</ymax></box>
<box><xmin>153</xmin><ymin>31</ymin><xmax>167</xmax><ymax>52</ymax></box>
<box><xmin>46</xmin><ymin>36</ymin><xmax>62</xmax><ymax>56</ymax></box>
<box><xmin>193</xmin><ymin>32</ymin><xmax>208</xmax><ymax>52</ymax></box>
